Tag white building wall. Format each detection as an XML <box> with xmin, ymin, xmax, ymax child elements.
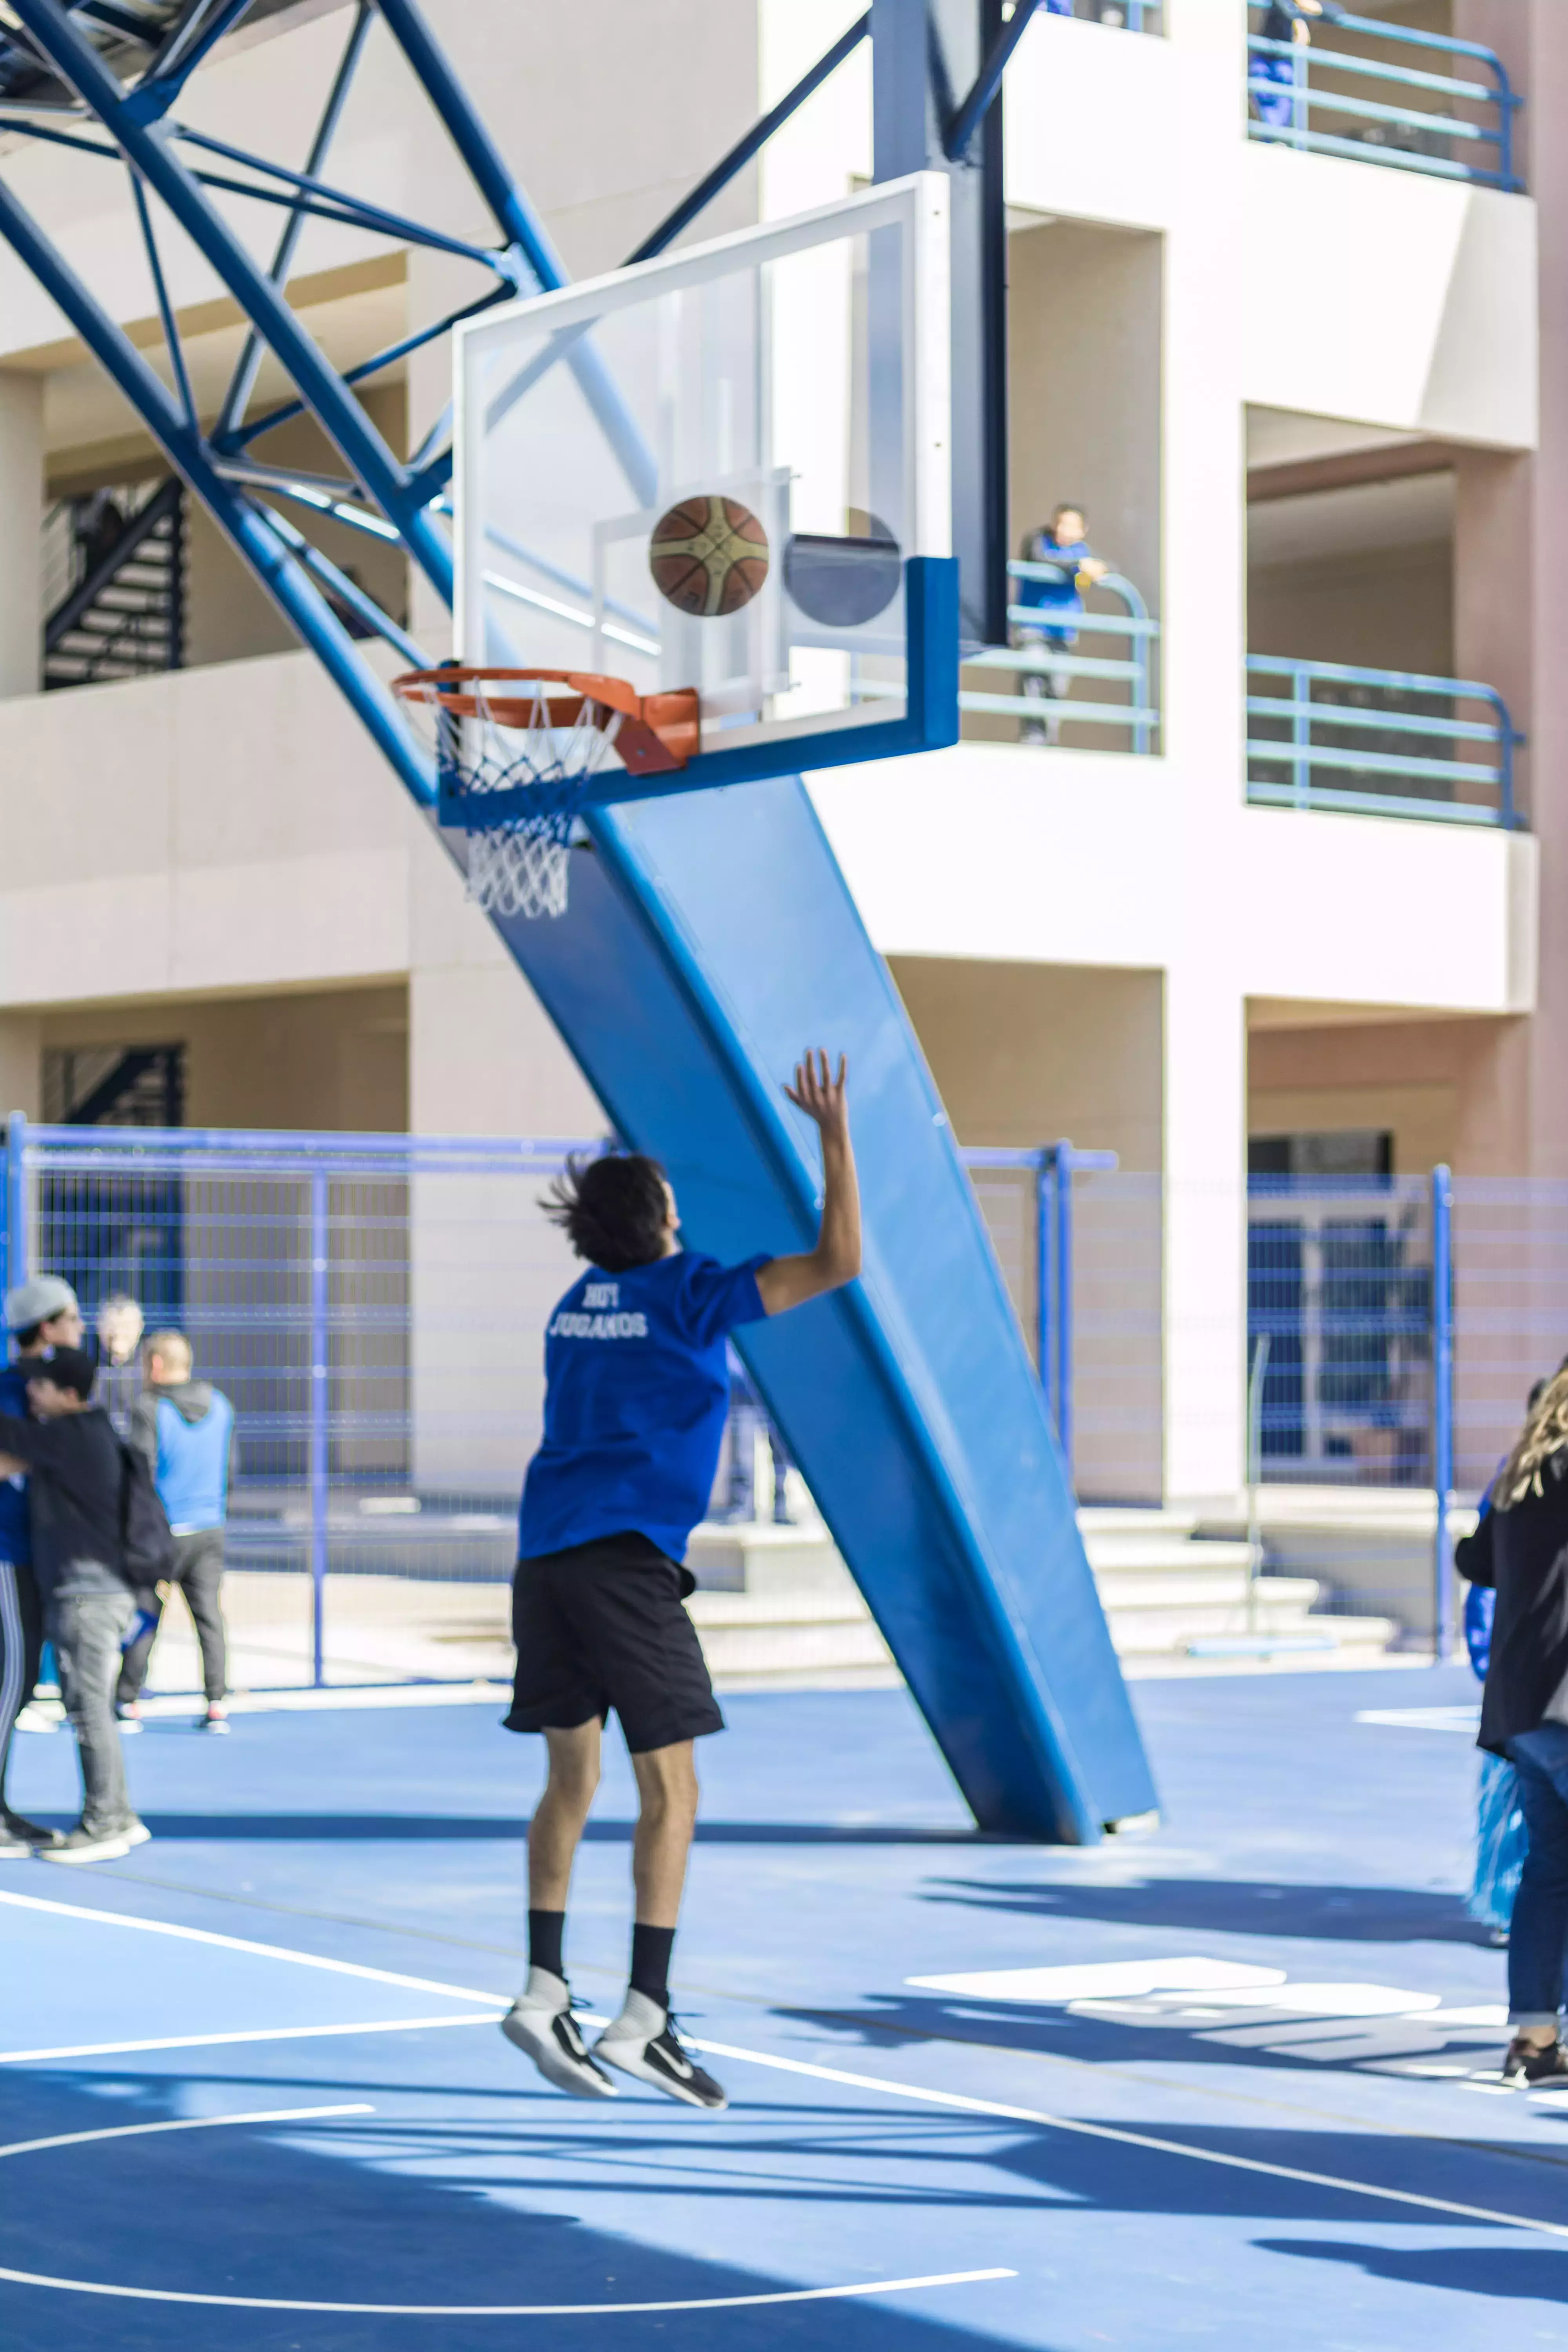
<box><xmin>0</xmin><ymin>0</ymin><xmax>1541</xmax><ymax>1505</ymax></box>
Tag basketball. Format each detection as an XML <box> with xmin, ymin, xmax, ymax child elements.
<box><xmin>648</xmin><ymin>495</ymin><xmax>770</xmax><ymax>618</ymax></box>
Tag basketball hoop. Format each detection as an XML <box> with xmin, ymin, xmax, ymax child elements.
<box><xmin>392</xmin><ymin>668</ymin><xmax>697</xmax><ymax>919</ymax></box>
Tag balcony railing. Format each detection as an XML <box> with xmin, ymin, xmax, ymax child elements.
<box><xmin>1246</xmin><ymin>656</ymin><xmax>1521</xmax><ymax>828</ymax></box>
<box><xmin>1039</xmin><ymin>0</ymin><xmax>1161</xmax><ymax>28</ymax></box>
<box><xmin>1247</xmin><ymin>5</ymin><xmax>1522</xmax><ymax>192</ymax></box>
<box><xmin>961</xmin><ymin>561</ymin><xmax>1160</xmax><ymax>755</ymax></box>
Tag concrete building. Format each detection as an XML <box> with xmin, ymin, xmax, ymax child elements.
<box><xmin>0</xmin><ymin>0</ymin><xmax>1549</xmax><ymax>1526</ymax></box>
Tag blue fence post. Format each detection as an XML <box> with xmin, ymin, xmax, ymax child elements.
<box><xmin>1431</xmin><ymin>1162</ymin><xmax>1455</xmax><ymax>1664</ymax></box>
<box><xmin>309</xmin><ymin>1167</ymin><xmax>330</xmax><ymax>1690</ymax></box>
<box><xmin>1053</xmin><ymin>1140</ymin><xmax>1075</xmax><ymax>1481</ymax></box>
<box><xmin>1034</xmin><ymin>1152</ymin><xmax>1053</xmax><ymax>1425</ymax></box>
<box><xmin>3</xmin><ymin>1111</ymin><xmax>25</xmax><ymax>1301</ymax></box>
<box><xmin>1291</xmin><ymin>660</ymin><xmax>1310</xmax><ymax>808</ymax></box>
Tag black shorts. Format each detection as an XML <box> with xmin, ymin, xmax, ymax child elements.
<box><xmin>504</xmin><ymin>1530</ymin><xmax>724</xmax><ymax>1754</ymax></box>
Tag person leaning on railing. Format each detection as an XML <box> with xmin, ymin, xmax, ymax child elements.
<box><xmin>1014</xmin><ymin>504</ymin><xmax>1109</xmax><ymax>748</ymax></box>
<box><xmin>1252</xmin><ymin>0</ymin><xmax>1344</xmax><ymax>133</ymax></box>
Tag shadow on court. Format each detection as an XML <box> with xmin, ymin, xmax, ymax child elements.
<box><xmin>1254</xmin><ymin>2239</ymin><xmax>1568</xmax><ymax>2304</ymax></box>
<box><xmin>28</xmin><ymin>1813</ymin><xmax>1006</xmax><ymax>1845</ymax></box>
<box><xmin>1</xmin><ymin>2063</ymin><xmax>1557</xmax><ymax>2352</ymax></box>
<box><xmin>919</xmin><ymin>1872</ymin><xmax>1490</xmax><ymax>1945</ymax></box>
<box><xmin>0</xmin><ymin>2070</ymin><xmax>1046</xmax><ymax>2352</ymax></box>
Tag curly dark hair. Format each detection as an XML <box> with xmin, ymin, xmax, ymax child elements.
<box><xmin>542</xmin><ymin>1152</ymin><xmax>671</xmax><ymax>1273</ymax></box>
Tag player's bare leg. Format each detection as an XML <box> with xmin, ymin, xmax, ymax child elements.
<box><xmin>528</xmin><ymin>1720</ymin><xmax>601</xmax><ymax>1907</ymax></box>
<box><xmin>501</xmin><ymin>1719</ymin><xmax>616</xmax><ymax>2098</ymax></box>
<box><xmin>595</xmin><ymin>1738</ymin><xmax>726</xmax><ymax>2111</ymax></box>
<box><xmin>630</xmin><ymin>1738</ymin><xmax>698</xmax><ymax>1925</ymax></box>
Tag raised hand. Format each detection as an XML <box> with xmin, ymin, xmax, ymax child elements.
<box><xmin>784</xmin><ymin>1049</ymin><xmax>849</xmax><ymax>1140</ymax></box>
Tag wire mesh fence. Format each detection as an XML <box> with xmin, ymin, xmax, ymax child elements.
<box><xmin>13</xmin><ymin>1120</ymin><xmax>1568</xmax><ymax>1692</ymax></box>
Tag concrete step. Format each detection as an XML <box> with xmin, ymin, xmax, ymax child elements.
<box><xmin>1095</xmin><ymin>1568</ymin><xmax>1314</xmax><ymax>1612</ymax></box>
<box><xmin>1086</xmin><ymin>1536</ymin><xmax>1260</xmax><ymax>1577</ymax></box>
<box><xmin>682</xmin><ymin>1515</ymin><xmax>1397</xmax><ymax>1682</ymax></box>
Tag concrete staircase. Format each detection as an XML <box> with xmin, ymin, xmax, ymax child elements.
<box><xmin>685</xmin><ymin>1507</ymin><xmax>1397</xmax><ymax>1688</ymax></box>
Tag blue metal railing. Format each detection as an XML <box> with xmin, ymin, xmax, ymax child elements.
<box><xmin>1247</xmin><ymin>5</ymin><xmax>1522</xmax><ymax>192</ymax></box>
<box><xmin>961</xmin><ymin>561</ymin><xmax>1160</xmax><ymax>754</ymax></box>
<box><xmin>1040</xmin><ymin>1</ymin><xmax>1162</xmax><ymax>28</ymax></box>
<box><xmin>1246</xmin><ymin>654</ymin><xmax>1521</xmax><ymax>828</ymax></box>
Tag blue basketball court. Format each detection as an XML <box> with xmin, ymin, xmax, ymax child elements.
<box><xmin>0</xmin><ymin>1663</ymin><xmax>1557</xmax><ymax>2349</ymax></box>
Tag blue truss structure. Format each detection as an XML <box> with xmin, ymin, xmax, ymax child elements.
<box><xmin>0</xmin><ymin>0</ymin><xmax>1034</xmax><ymax>805</ymax></box>
<box><xmin>0</xmin><ymin>0</ymin><xmax>1156</xmax><ymax>1841</ymax></box>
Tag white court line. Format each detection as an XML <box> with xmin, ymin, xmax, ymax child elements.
<box><xmin>683</xmin><ymin>2038</ymin><xmax>1568</xmax><ymax>2243</ymax></box>
<box><xmin>0</xmin><ymin>2104</ymin><xmax>372</xmax><ymax>2160</ymax></box>
<box><xmin>9</xmin><ymin>1888</ymin><xmax>1566</xmax><ymax>2247</ymax></box>
<box><xmin>0</xmin><ymin>2015</ymin><xmax>503</xmax><ymax>2066</ymax></box>
<box><xmin>0</xmin><ymin>2099</ymin><xmax>1013</xmax><ymax>2316</ymax></box>
<box><xmin>0</xmin><ymin>1887</ymin><xmax>509</xmax><ymax>2006</ymax></box>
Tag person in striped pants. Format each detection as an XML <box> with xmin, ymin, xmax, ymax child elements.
<box><xmin>0</xmin><ymin>1274</ymin><xmax>85</xmax><ymax>1856</ymax></box>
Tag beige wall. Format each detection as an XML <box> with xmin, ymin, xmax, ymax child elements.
<box><xmin>1249</xmin><ymin>1013</ymin><xmax>1524</xmax><ymax>1176</ymax></box>
<box><xmin>31</xmin><ymin>984</ymin><xmax>409</xmax><ymax>1132</ymax></box>
<box><xmin>890</xmin><ymin>956</ymin><xmax>1164</xmax><ymax>1168</ymax></box>
<box><xmin>1248</xmin><ymin>537</ymin><xmax>1454</xmax><ymax>674</ymax></box>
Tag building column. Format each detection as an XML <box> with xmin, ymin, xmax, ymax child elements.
<box><xmin>0</xmin><ymin>372</ymin><xmax>43</xmax><ymax>699</ymax></box>
<box><xmin>1163</xmin><ymin>962</ymin><xmax>1248</xmax><ymax>1502</ymax></box>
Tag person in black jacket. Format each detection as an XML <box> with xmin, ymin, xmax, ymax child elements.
<box><xmin>1457</xmin><ymin>1365</ymin><xmax>1568</xmax><ymax>2083</ymax></box>
<box><xmin>0</xmin><ymin>1345</ymin><xmax>149</xmax><ymax>1864</ymax></box>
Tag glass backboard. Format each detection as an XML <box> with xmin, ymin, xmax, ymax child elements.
<box><xmin>453</xmin><ymin>173</ymin><xmax>954</xmax><ymax>793</ymax></box>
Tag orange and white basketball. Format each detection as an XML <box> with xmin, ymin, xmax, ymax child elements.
<box><xmin>648</xmin><ymin>496</ymin><xmax>770</xmax><ymax>618</ymax></box>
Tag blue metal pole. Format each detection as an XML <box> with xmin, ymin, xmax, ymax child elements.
<box><xmin>946</xmin><ymin>0</ymin><xmax>1044</xmax><ymax>162</ymax></box>
<box><xmin>4</xmin><ymin>1112</ymin><xmax>27</xmax><ymax>1302</ymax></box>
<box><xmin>1292</xmin><ymin>660</ymin><xmax>1310</xmax><ymax>808</ymax></box>
<box><xmin>1034</xmin><ymin>1154</ymin><xmax>1052</xmax><ymax>1419</ymax></box>
<box><xmin>1054</xmin><ymin>1140</ymin><xmax>1075</xmax><ymax>1481</ymax></box>
<box><xmin>7</xmin><ymin>0</ymin><xmax>453</xmax><ymax>604</ymax></box>
<box><xmin>1431</xmin><ymin>1162</ymin><xmax>1454</xmax><ymax>1664</ymax></box>
<box><xmin>629</xmin><ymin>13</ymin><xmax>871</xmax><ymax>261</ymax></box>
<box><xmin>309</xmin><ymin>1169</ymin><xmax>330</xmax><ymax>1691</ymax></box>
<box><xmin>0</xmin><ymin>172</ymin><xmax>436</xmax><ymax>814</ymax></box>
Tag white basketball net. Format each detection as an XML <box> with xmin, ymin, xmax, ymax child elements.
<box><xmin>410</xmin><ymin>677</ymin><xmax>625</xmax><ymax>920</ymax></box>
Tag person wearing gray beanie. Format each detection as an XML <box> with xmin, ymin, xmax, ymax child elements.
<box><xmin>0</xmin><ymin>1273</ymin><xmax>81</xmax><ymax>1858</ymax></box>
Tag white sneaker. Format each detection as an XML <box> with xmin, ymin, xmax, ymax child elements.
<box><xmin>500</xmin><ymin>1968</ymin><xmax>616</xmax><ymax>2098</ymax></box>
<box><xmin>43</xmin><ymin>1824</ymin><xmax>134</xmax><ymax>1865</ymax></box>
<box><xmin>593</xmin><ymin>1990</ymin><xmax>728</xmax><ymax>2111</ymax></box>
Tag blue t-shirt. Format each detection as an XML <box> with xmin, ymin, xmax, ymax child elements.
<box><xmin>519</xmin><ymin>1250</ymin><xmax>771</xmax><ymax>1563</ymax></box>
<box><xmin>1017</xmin><ymin>532</ymin><xmax>1091</xmax><ymax>621</ymax></box>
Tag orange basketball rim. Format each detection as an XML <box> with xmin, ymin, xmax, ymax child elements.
<box><xmin>391</xmin><ymin>667</ymin><xmax>699</xmax><ymax>779</ymax></box>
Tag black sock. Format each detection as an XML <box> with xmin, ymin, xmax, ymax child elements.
<box><xmin>630</xmin><ymin>1922</ymin><xmax>675</xmax><ymax>2012</ymax></box>
<box><xmin>528</xmin><ymin>1908</ymin><xmax>566</xmax><ymax>1981</ymax></box>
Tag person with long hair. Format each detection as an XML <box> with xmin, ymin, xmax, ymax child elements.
<box><xmin>1458</xmin><ymin>1364</ymin><xmax>1568</xmax><ymax>2082</ymax></box>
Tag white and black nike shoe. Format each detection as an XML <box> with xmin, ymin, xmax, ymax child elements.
<box><xmin>501</xmin><ymin>1968</ymin><xmax>617</xmax><ymax>2098</ymax></box>
<box><xmin>594</xmin><ymin>1990</ymin><xmax>728</xmax><ymax>2111</ymax></box>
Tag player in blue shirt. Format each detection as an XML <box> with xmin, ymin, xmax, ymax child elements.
<box><xmin>501</xmin><ymin>1049</ymin><xmax>860</xmax><ymax>2111</ymax></box>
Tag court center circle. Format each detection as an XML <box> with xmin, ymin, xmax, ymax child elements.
<box><xmin>0</xmin><ymin>2108</ymin><xmax>1012</xmax><ymax>2316</ymax></box>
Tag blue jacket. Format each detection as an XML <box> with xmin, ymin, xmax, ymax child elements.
<box><xmin>129</xmin><ymin>1380</ymin><xmax>237</xmax><ymax>1534</ymax></box>
<box><xmin>0</xmin><ymin>1362</ymin><xmax>30</xmax><ymax>1566</ymax></box>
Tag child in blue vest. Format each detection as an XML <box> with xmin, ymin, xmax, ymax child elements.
<box><xmin>119</xmin><ymin>1330</ymin><xmax>237</xmax><ymax>1733</ymax></box>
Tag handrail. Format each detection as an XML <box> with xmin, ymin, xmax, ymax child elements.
<box><xmin>1246</xmin><ymin>4</ymin><xmax>1522</xmax><ymax>193</ymax></box>
<box><xmin>1245</xmin><ymin>653</ymin><xmax>1522</xmax><ymax>829</ymax></box>
<box><xmin>962</xmin><ymin>561</ymin><xmax>1160</xmax><ymax>755</ymax></box>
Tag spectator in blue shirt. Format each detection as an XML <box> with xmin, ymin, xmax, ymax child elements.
<box><xmin>1015</xmin><ymin>505</ymin><xmax>1108</xmax><ymax>746</ymax></box>
<box><xmin>500</xmin><ymin>1050</ymin><xmax>860</xmax><ymax>2115</ymax></box>
<box><xmin>118</xmin><ymin>1330</ymin><xmax>237</xmax><ymax>1734</ymax></box>
<box><xmin>1253</xmin><ymin>2</ymin><xmax>1342</xmax><ymax>136</ymax></box>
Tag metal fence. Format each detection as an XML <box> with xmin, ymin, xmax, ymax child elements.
<box><xmin>13</xmin><ymin>1118</ymin><xmax>1568</xmax><ymax>1687</ymax></box>
<box><xmin>1245</xmin><ymin>656</ymin><xmax>1521</xmax><ymax>829</ymax></box>
<box><xmin>1246</xmin><ymin>4</ymin><xmax>1522</xmax><ymax>192</ymax></box>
